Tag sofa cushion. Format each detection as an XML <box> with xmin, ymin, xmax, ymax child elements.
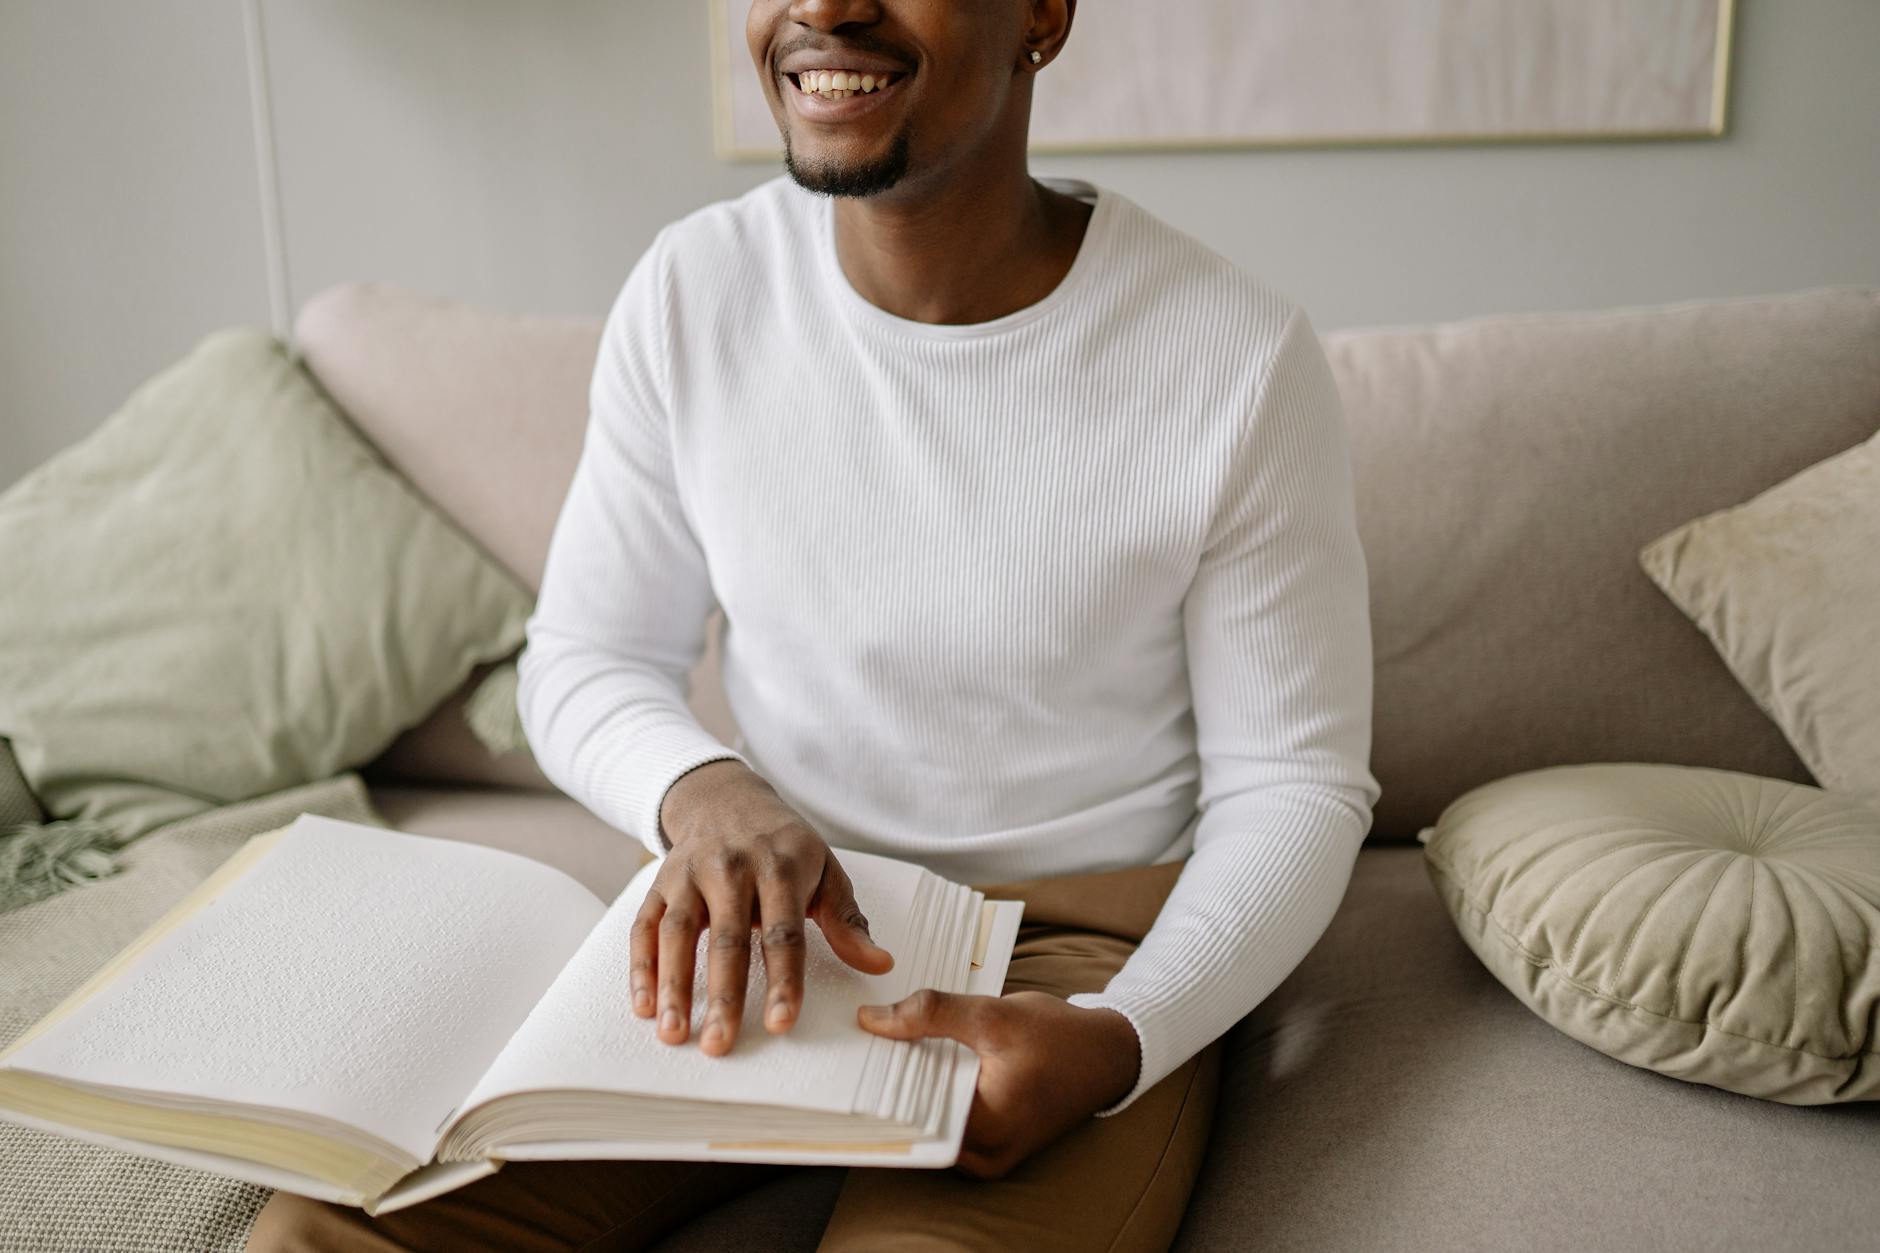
<box><xmin>366</xmin><ymin>666</ymin><xmax>557</xmax><ymax>795</ymax></box>
<box><xmin>294</xmin><ymin>282</ymin><xmax>600</xmax><ymax>595</ymax></box>
<box><xmin>1175</xmin><ymin>845</ymin><xmax>1880</xmax><ymax>1252</ymax></box>
<box><xmin>297</xmin><ymin>284</ymin><xmax>741</xmax><ymax>790</ymax></box>
<box><xmin>366</xmin><ymin>785</ymin><xmax>650</xmax><ymax>901</ymax></box>
<box><xmin>1424</xmin><ymin>763</ymin><xmax>1879</xmax><ymax>1104</ymax></box>
<box><xmin>1640</xmin><ymin>428</ymin><xmax>1880</xmax><ymax>803</ymax></box>
<box><xmin>0</xmin><ymin>329</ymin><xmax>532</xmax><ymax>836</ymax></box>
<box><xmin>1327</xmin><ymin>287</ymin><xmax>1880</xmax><ymax>837</ymax></box>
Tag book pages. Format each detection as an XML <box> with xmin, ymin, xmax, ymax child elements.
<box><xmin>475</xmin><ymin>897</ymin><xmax>1024</xmax><ymax>1177</ymax></box>
<box><xmin>4</xmin><ymin>817</ymin><xmax>604</xmax><ymax>1163</ymax></box>
<box><xmin>458</xmin><ymin>850</ymin><xmax>929</xmax><ymax>1120</ymax></box>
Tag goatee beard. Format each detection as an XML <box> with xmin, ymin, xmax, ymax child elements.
<box><xmin>783</xmin><ymin>130</ymin><xmax>913</xmax><ymax>198</ymax></box>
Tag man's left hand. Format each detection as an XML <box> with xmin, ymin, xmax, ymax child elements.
<box><xmin>857</xmin><ymin>989</ymin><xmax>1140</xmax><ymax>1179</ymax></box>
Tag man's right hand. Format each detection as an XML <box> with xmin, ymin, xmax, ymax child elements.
<box><xmin>632</xmin><ymin>759</ymin><xmax>894</xmax><ymax>1056</ymax></box>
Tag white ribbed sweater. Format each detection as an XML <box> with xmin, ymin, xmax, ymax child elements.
<box><xmin>517</xmin><ymin>175</ymin><xmax>1380</xmax><ymax>1113</ymax></box>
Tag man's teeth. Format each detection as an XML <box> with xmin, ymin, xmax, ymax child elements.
<box><xmin>794</xmin><ymin>70</ymin><xmax>897</xmax><ymax>100</ymax></box>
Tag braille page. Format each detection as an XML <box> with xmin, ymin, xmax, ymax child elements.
<box><xmin>7</xmin><ymin>816</ymin><xmax>605</xmax><ymax>1163</ymax></box>
<box><xmin>485</xmin><ymin>897</ymin><xmax>1024</xmax><ymax>1171</ymax></box>
<box><xmin>460</xmin><ymin>849</ymin><xmax>927</xmax><ymax>1118</ymax></box>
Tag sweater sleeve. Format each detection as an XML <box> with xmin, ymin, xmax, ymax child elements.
<box><xmin>516</xmin><ymin>231</ymin><xmax>745</xmax><ymax>860</ymax></box>
<box><xmin>1066</xmin><ymin>308</ymin><xmax>1381</xmax><ymax>1113</ymax></box>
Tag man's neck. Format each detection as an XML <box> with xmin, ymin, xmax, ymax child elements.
<box><xmin>830</xmin><ymin>162</ymin><xmax>1094</xmax><ymax>326</ymax></box>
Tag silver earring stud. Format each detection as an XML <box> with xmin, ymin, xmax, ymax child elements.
<box><xmin>1029</xmin><ymin>50</ymin><xmax>1043</xmax><ymax>64</ymax></box>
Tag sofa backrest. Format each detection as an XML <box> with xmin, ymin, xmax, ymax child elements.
<box><xmin>1324</xmin><ymin>288</ymin><xmax>1879</xmax><ymax>836</ymax></box>
<box><xmin>296</xmin><ymin>282</ymin><xmax>601</xmax><ymax>594</ymax></box>
<box><xmin>294</xmin><ymin>282</ymin><xmax>737</xmax><ymax>749</ymax></box>
<box><xmin>297</xmin><ymin>282</ymin><xmax>1880</xmax><ymax>840</ymax></box>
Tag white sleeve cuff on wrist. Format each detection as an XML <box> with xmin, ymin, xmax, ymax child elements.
<box><xmin>1064</xmin><ymin>992</ymin><xmax>1157</xmax><ymax>1117</ymax></box>
<box><xmin>640</xmin><ymin>747</ymin><xmax>748</xmax><ymax>858</ymax></box>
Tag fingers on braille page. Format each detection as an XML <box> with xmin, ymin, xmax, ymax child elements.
<box><xmin>756</xmin><ymin>872</ymin><xmax>809</xmax><ymax>1031</ymax></box>
<box><xmin>698</xmin><ymin>880</ymin><xmax>754</xmax><ymax>1055</ymax></box>
<box><xmin>814</xmin><ymin>855</ymin><xmax>894</xmax><ymax>974</ymax></box>
<box><xmin>628</xmin><ymin>889</ymin><xmax>664</xmax><ymax>1018</ymax></box>
<box><xmin>655</xmin><ymin>882</ymin><xmax>706</xmax><ymax>1043</ymax></box>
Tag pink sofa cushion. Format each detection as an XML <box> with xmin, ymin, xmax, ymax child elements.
<box><xmin>295</xmin><ymin>281</ymin><xmax>600</xmax><ymax>594</ymax></box>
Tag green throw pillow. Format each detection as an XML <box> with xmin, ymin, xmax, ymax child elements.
<box><xmin>1423</xmin><ymin>762</ymin><xmax>1879</xmax><ymax>1104</ymax></box>
<box><xmin>0</xmin><ymin>740</ymin><xmax>38</xmax><ymax>830</ymax></box>
<box><xmin>464</xmin><ymin>659</ymin><xmax>530</xmax><ymax>758</ymax></box>
<box><xmin>0</xmin><ymin>328</ymin><xmax>532</xmax><ymax>835</ymax></box>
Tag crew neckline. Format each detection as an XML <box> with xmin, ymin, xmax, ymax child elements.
<box><xmin>815</xmin><ymin>177</ymin><xmax>1114</xmax><ymax>339</ymax></box>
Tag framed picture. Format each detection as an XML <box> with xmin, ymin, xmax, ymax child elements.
<box><xmin>712</xmin><ymin>0</ymin><xmax>1735</xmax><ymax>157</ymax></box>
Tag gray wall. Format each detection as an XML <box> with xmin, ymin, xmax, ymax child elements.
<box><xmin>5</xmin><ymin>0</ymin><xmax>1878</xmax><ymax>489</ymax></box>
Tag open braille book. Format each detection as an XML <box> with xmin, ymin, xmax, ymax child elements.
<box><xmin>0</xmin><ymin>815</ymin><xmax>1022</xmax><ymax>1213</ymax></box>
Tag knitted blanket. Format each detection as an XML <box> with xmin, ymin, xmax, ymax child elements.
<box><xmin>0</xmin><ymin>775</ymin><xmax>382</xmax><ymax>1253</ymax></box>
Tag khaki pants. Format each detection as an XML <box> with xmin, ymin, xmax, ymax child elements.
<box><xmin>247</xmin><ymin>860</ymin><xmax>1220</xmax><ymax>1253</ymax></box>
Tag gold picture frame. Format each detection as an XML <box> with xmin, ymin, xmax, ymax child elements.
<box><xmin>712</xmin><ymin>0</ymin><xmax>1735</xmax><ymax>160</ymax></box>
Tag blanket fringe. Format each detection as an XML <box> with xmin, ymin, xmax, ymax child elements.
<box><xmin>0</xmin><ymin>820</ymin><xmax>133</xmax><ymax>914</ymax></box>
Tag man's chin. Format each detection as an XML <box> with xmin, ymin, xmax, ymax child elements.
<box><xmin>782</xmin><ymin>131</ymin><xmax>912</xmax><ymax>199</ymax></box>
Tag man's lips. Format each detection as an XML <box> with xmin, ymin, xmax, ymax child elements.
<box><xmin>779</xmin><ymin>48</ymin><xmax>910</xmax><ymax>80</ymax></box>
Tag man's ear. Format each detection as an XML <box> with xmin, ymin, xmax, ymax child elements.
<box><xmin>1026</xmin><ymin>0</ymin><xmax>1075</xmax><ymax>68</ymax></box>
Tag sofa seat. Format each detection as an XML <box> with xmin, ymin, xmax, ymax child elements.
<box><xmin>1178</xmin><ymin>847</ymin><xmax>1880</xmax><ymax>1252</ymax></box>
<box><xmin>367</xmin><ymin>787</ymin><xmax>1880</xmax><ymax>1251</ymax></box>
<box><xmin>367</xmin><ymin>784</ymin><xmax>652</xmax><ymax>901</ymax></box>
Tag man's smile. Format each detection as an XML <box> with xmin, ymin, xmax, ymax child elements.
<box><xmin>788</xmin><ymin>68</ymin><xmax>905</xmax><ymax>99</ymax></box>
<box><xmin>778</xmin><ymin>48</ymin><xmax>912</xmax><ymax>124</ymax></box>
<box><xmin>783</xmin><ymin>69</ymin><xmax>910</xmax><ymax>123</ymax></box>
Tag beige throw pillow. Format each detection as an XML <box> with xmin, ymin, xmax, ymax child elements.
<box><xmin>1423</xmin><ymin>762</ymin><xmax>1879</xmax><ymax>1104</ymax></box>
<box><xmin>0</xmin><ymin>329</ymin><xmax>533</xmax><ymax>835</ymax></box>
<box><xmin>1639</xmin><ymin>429</ymin><xmax>1880</xmax><ymax>801</ymax></box>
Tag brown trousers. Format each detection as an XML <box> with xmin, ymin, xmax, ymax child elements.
<box><xmin>247</xmin><ymin>860</ymin><xmax>1219</xmax><ymax>1253</ymax></box>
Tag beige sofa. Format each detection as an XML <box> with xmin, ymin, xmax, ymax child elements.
<box><xmin>297</xmin><ymin>282</ymin><xmax>1880</xmax><ymax>1251</ymax></box>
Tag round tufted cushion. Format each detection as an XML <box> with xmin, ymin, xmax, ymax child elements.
<box><xmin>1422</xmin><ymin>763</ymin><xmax>1880</xmax><ymax>1103</ymax></box>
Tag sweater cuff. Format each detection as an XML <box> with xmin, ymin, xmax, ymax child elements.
<box><xmin>633</xmin><ymin>743</ymin><xmax>747</xmax><ymax>861</ymax></box>
<box><xmin>1064</xmin><ymin>992</ymin><xmax>1160</xmax><ymax>1117</ymax></box>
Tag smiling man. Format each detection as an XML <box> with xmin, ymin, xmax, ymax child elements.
<box><xmin>247</xmin><ymin>0</ymin><xmax>1378</xmax><ymax>1249</ymax></box>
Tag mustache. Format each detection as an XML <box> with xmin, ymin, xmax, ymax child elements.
<box><xmin>771</xmin><ymin>30</ymin><xmax>913</xmax><ymax>68</ymax></box>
